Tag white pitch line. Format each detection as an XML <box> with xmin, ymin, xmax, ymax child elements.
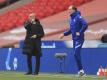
<box><xmin>32</xmin><ymin>74</ymin><xmax>101</xmax><ymax>79</ymax></box>
<box><xmin>0</xmin><ymin>72</ymin><xmax>102</xmax><ymax>79</ymax></box>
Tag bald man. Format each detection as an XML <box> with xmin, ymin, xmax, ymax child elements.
<box><xmin>60</xmin><ymin>6</ymin><xmax>88</xmax><ymax>77</ymax></box>
<box><xmin>23</xmin><ymin>13</ymin><xmax>44</xmax><ymax>75</ymax></box>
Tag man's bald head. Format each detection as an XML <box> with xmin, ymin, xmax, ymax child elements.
<box><xmin>29</xmin><ymin>13</ymin><xmax>36</xmax><ymax>21</ymax></box>
<box><xmin>68</xmin><ymin>5</ymin><xmax>77</xmax><ymax>14</ymax></box>
<box><xmin>29</xmin><ymin>13</ymin><xmax>36</xmax><ymax>17</ymax></box>
<box><xmin>68</xmin><ymin>6</ymin><xmax>77</xmax><ymax>11</ymax></box>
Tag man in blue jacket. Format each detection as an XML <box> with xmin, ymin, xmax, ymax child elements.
<box><xmin>60</xmin><ymin>6</ymin><xmax>88</xmax><ymax>76</ymax></box>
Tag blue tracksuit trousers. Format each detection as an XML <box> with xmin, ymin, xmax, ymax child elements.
<box><xmin>73</xmin><ymin>39</ymin><xmax>84</xmax><ymax>71</ymax></box>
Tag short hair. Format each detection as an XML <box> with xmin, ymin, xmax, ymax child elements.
<box><xmin>68</xmin><ymin>6</ymin><xmax>77</xmax><ymax>11</ymax></box>
<box><xmin>72</xmin><ymin>6</ymin><xmax>77</xmax><ymax>11</ymax></box>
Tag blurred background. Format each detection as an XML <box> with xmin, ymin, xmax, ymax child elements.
<box><xmin>0</xmin><ymin>0</ymin><xmax>107</xmax><ymax>48</ymax></box>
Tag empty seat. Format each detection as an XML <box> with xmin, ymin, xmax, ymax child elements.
<box><xmin>0</xmin><ymin>0</ymin><xmax>92</xmax><ymax>32</ymax></box>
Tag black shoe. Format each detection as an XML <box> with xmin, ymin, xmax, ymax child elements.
<box><xmin>25</xmin><ymin>72</ymin><xmax>32</xmax><ymax>75</ymax></box>
<box><xmin>33</xmin><ymin>72</ymin><xmax>39</xmax><ymax>75</ymax></box>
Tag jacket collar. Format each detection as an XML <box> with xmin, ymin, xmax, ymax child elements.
<box><xmin>70</xmin><ymin>11</ymin><xmax>81</xmax><ymax>19</ymax></box>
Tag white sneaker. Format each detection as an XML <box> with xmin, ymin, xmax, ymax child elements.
<box><xmin>78</xmin><ymin>69</ymin><xmax>86</xmax><ymax>77</ymax></box>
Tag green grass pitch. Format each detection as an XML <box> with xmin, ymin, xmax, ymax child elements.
<box><xmin>0</xmin><ymin>71</ymin><xmax>106</xmax><ymax>80</ymax></box>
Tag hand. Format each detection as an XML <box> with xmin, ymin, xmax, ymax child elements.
<box><xmin>76</xmin><ymin>32</ymin><xmax>80</xmax><ymax>36</ymax></box>
<box><xmin>31</xmin><ymin>35</ymin><xmax>37</xmax><ymax>38</ymax></box>
<box><xmin>59</xmin><ymin>34</ymin><xmax>64</xmax><ymax>39</ymax></box>
<box><xmin>31</xmin><ymin>19</ymin><xmax>35</xmax><ymax>23</ymax></box>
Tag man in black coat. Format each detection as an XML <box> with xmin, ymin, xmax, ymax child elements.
<box><xmin>23</xmin><ymin>13</ymin><xmax>44</xmax><ymax>75</ymax></box>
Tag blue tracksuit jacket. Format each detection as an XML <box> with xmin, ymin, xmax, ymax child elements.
<box><xmin>64</xmin><ymin>11</ymin><xmax>88</xmax><ymax>40</ymax></box>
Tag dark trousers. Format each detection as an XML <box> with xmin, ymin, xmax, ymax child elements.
<box><xmin>73</xmin><ymin>39</ymin><xmax>84</xmax><ymax>71</ymax></box>
<box><xmin>27</xmin><ymin>55</ymin><xmax>40</xmax><ymax>74</ymax></box>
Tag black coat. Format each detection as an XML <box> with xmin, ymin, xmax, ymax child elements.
<box><xmin>23</xmin><ymin>19</ymin><xmax>44</xmax><ymax>57</ymax></box>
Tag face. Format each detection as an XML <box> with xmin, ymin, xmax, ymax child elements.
<box><xmin>29</xmin><ymin>13</ymin><xmax>36</xmax><ymax>21</ymax></box>
<box><xmin>68</xmin><ymin>6</ymin><xmax>75</xmax><ymax>15</ymax></box>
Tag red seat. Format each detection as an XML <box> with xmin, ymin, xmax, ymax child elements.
<box><xmin>0</xmin><ymin>0</ymin><xmax>92</xmax><ymax>32</ymax></box>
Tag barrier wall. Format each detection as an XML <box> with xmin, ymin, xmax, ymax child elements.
<box><xmin>0</xmin><ymin>48</ymin><xmax>107</xmax><ymax>75</ymax></box>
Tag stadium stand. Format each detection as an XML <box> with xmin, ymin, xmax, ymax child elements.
<box><xmin>0</xmin><ymin>0</ymin><xmax>107</xmax><ymax>47</ymax></box>
<box><xmin>0</xmin><ymin>0</ymin><xmax>20</xmax><ymax>8</ymax></box>
<box><xmin>0</xmin><ymin>0</ymin><xmax>6</xmax><ymax>8</ymax></box>
<box><xmin>0</xmin><ymin>0</ymin><xmax>92</xmax><ymax>32</ymax></box>
<box><xmin>0</xmin><ymin>0</ymin><xmax>6</xmax><ymax>3</ymax></box>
